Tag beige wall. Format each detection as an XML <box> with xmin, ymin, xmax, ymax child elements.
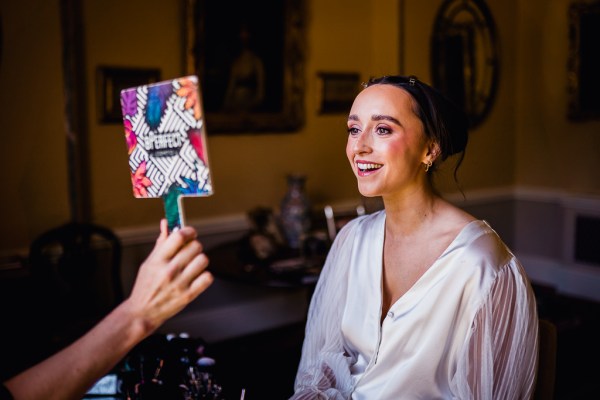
<box><xmin>1</xmin><ymin>0</ymin><xmax>598</xmax><ymax>255</ymax></box>
<box><xmin>0</xmin><ymin>2</ymin><xmax>69</xmax><ymax>252</ymax></box>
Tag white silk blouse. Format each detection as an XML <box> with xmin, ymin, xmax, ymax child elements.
<box><xmin>292</xmin><ymin>211</ymin><xmax>539</xmax><ymax>400</ymax></box>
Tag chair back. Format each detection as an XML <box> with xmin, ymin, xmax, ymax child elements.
<box><xmin>533</xmin><ymin>319</ymin><xmax>557</xmax><ymax>400</ymax></box>
<box><xmin>324</xmin><ymin>204</ymin><xmax>365</xmax><ymax>242</ymax></box>
<box><xmin>324</xmin><ymin>196</ymin><xmax>384</xmax><ymax>242</ymax></box>
<box><xmin>28</xmin><ymin>222</ymin><xmax>123</xmax><ymax>346</ymax></box>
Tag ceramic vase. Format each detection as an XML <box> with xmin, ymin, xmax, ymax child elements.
<box><xmin>279</xmin><ymin>174</ymin><xmax>311</xmax><ymax>249</ymax></box>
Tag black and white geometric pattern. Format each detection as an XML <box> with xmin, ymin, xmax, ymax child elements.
<box><xmin>125</xmin><ymin>78</ymin><xmax>212</xmax><ymax>198</ymax></box>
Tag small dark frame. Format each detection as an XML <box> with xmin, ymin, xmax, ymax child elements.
<box><xmin>184</xmin><ymin>0</ymin><xmax>306</xmax><ymax>133</ymax></box>
<box><xmin>97</xmin><ymin>66</ymin><xmax>161</xmax><ymax>124</ymax></box>
<box><xmin>567</xmin><ymin>0</ymin><xmax>600</xmax><ymax>121</ymax></box>
<box><xmin>317</xmin><ymin>72</ymin><xmax>361</xmax><ymax>114</ymax></box>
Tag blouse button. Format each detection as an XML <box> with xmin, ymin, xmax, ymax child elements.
<box><xmin>387</xmin><ymin>311</ymin><xmax>394</xmax><ymax>318</ymax></box>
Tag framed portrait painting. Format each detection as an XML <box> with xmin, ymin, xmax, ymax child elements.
<box><xmin>184</xmin><ymin>0</ymin><xmax>306</xmax><ymax>133</ymax></box>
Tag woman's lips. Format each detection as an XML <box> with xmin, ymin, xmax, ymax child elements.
<box><xmin>356</xmin><ymin>161</ymin><xmax>383</xmax><ymax>176</ymax></box>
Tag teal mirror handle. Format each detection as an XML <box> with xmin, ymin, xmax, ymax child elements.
<box><xmin>162</xmin><ymin>188</ymin><xmax>185</xmax><ymax>233</ymax></box>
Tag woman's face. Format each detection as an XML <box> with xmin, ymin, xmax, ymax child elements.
<box><xmin>346</xmin><ymin>84</ymin><xmax>431</xmax><ymax>199</ymax></box>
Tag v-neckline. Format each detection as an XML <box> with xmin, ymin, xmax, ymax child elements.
<box><xmin>377</xmin><ymin>217</ymin><xmax>486</xmax><ymax>320</ymax></box>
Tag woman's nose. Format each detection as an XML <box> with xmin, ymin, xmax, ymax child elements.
<box><xmin>353</xmin><ymin>131</ymin><xmax>372</xmax><ymax>154</ymax></box>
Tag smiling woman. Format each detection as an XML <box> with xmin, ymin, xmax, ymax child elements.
<box><xmin>291</xmin><ymin>75</ymin><xmax>538</xmax><ymax>400</ymax></box>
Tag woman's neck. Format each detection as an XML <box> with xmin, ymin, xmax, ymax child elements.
<box><xmin>382</xmin><ymin>187</ymin><xmax>440</xmax><ymax>238</ymax></box>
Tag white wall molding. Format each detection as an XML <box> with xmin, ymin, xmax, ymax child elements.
<box><xmin>105</xmin><ymin>185</ymin><xmax>600</xmax><ymax>250</ymax></box>
<box><xmin>519</xmin><ymin>254</ymin><xmax>600</xmax><ymax>303</ymax></box>
<box><xmin>114</xmin><ymin>213</ymin><xmax>251</xmax><ymax>247</ymax></box>
<box><xmin>446</xmin><ymin>185</ymin><xmax>600</xmax><ymax>208</ymax></box>
<box><xmin>445</xmin><ymin>186</ymin><xmax>515</xmax><ymax>204</ymax></box>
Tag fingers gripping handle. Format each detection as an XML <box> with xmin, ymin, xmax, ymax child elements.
<box><xmin>162</xmin><ymin>192</ymin><xmax>185</xmax><ymax>233</ymax></box>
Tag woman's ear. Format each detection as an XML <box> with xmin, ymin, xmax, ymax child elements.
<box><xmin>425</xmin><ymin>141</ymin><xmax>441</xmax><ymax>163</ymax></box>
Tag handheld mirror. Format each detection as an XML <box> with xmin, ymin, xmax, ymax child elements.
<box><xmin>120</xmin><ymin>75</ymin><xmax>213</xmax><ymax>232</ymax></box>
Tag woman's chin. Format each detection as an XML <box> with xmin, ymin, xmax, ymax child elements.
<box><xmin>357</xmin><ymin>186</ymin><xmax>380</xmax><ymax>198</ymax></box>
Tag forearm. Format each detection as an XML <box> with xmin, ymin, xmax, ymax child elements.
<box><xmin>4</xmin><ymin>223</ymin><xmax>212</xmax><ymax>400</ymax></box>
<box><xmin>5</xmin><ymin>300</ymin><xmax>151</xmax><ymax>400</ymax></box>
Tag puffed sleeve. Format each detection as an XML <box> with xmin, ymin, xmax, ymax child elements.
<box><xmin>290</xmin><ymin>222</ymin><xmax>358</xmax><ymax>400</ymax></box>
<box><xmin>451</xmin><ymin>259</ymin><xmax>539</xmax><ymax>399</ymax></box>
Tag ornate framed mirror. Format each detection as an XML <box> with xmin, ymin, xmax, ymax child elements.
<box><xmin>431</xmin><ymin>0</ymin><xmax>499</xmax><ymax>129</ymax></box>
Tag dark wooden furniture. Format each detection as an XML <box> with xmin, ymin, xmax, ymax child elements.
<box><xmin>205</xmin><ymin>236</ymin><xmax>326</xmax><ymax>289</ymax></box>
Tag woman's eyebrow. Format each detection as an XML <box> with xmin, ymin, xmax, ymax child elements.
<box><xmin>372</xmin><ymin>114</ymin><xmax>400</xmax><ymax>125</ymax></box>
<box><xmin>347</xmin><ymin>114</ymin><xmax>400</xmax><ymax>125</ymax></box>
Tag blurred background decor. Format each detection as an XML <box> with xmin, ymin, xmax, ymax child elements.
<box><xmin>96</xmin><ymin>66</ymin><xmax>161</xmax><ymax>123</ymax></box>
<box><xmin>431</xmin><ymin>0</ymin><xmax>499</xmax><ymax>129</ymax></box>
<box><xmin>279</xmin><ymin>174</ymin><xmax>311</xmax><ymax>250</ymax></box>
<box><xmin>317</xmin><ymin>71</ymin><xmax>361</xmax><ymax>114</ymax></box>
<box><xmin>567</xmin><ymin>0</ymin><xmax>600</xmax><ymax>121</ymax></box>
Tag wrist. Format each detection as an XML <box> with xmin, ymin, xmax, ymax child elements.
<box><xmin>111</xmin><ymin>300</ymin><xmax>157</xmax><ymax>344</ymax></box>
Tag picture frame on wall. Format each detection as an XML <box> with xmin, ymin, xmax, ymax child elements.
<box><xmin>97</xmin><ymin>66</ymin><xmax>161</xmax><ymax>124</ymax></box>
<box><xmin>567</xmin><ymin>1</ymin><xmax>600</xmax><ymax>121</ymax></box>
<box><xmin>184</xmin><ymin>0</ymin><xmax>306</xmax><ymax>133</ymax></box>
<box><xmin>317</xmin><ymin>72</ymin><xmax>361</xmax><ymax>114</ymax></box>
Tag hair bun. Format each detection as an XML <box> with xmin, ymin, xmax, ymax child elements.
<box><xmin>430</xmin><ymin>86</ymin><xmax>469</xmax><ymax>158</ymax></box>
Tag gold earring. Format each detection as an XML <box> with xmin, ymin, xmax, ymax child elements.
<box><xmin>425</xmin><ymin>160</ymin><xmax>433</xmax><ymax>172</ymax></box>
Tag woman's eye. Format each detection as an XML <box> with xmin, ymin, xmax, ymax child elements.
<box><xmin>376</xmin><ymin>126</ymin><xmax>391</xmax><ymax>135</ymax></box>
<box><xmin>347</xmin><ymin>127</ymin><xmax>360</xmax><ymax>136</ymax></box>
